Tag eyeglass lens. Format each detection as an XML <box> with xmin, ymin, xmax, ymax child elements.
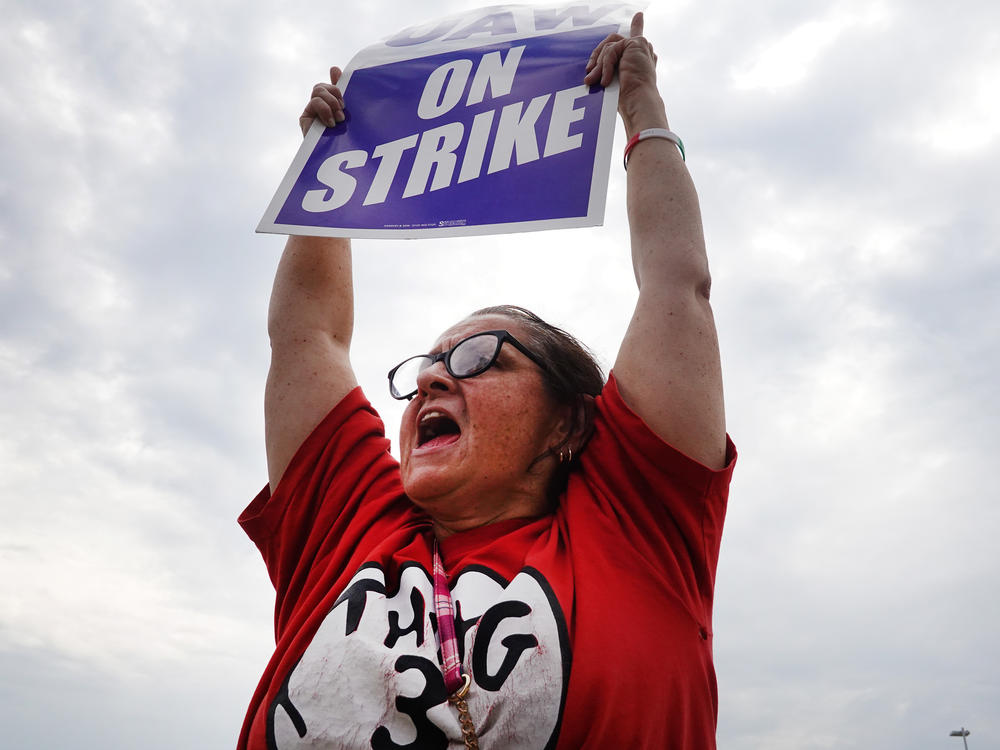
<box><xmin>449</xmin><ymin>334</ymin><xmax>499</xmax><ymax>376</ymax></box>
<box><xmin>391</xmin><ymin>333</ymin><xmax>502</xmax><ymax>398</ymax></box>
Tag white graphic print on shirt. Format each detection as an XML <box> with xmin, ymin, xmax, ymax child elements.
<box><xmin>267</xmin><ymin>561</ymin><xmax>570</xmax><ymax>749</ymax></box>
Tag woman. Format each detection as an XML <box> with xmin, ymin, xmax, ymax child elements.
<box><xmin>239</xmin><ymin>13</ymin><xmax>735</xmax><ymax>750</ymax></box>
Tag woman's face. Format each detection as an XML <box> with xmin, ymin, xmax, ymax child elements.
<box><xmin>398</xmin><ymin>315</ymin><xmax>566</xmax><ymax>522</ymax></box>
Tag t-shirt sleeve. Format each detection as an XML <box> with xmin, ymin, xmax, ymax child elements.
<box><xmin>238</xmin><ymin>387</ymin><xmax>418</xmax><ymax>631</ymax></box>
<box><xmin>577</xmin><ymin>372</ymin><xmax>737</xmax><ymax>620</ymax></box>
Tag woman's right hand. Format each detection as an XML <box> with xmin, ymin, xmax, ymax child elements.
<box><xmin>268</xmin><ymin>65</ymin><xmax>357</xmax><ymax>491</ymax></box>
<box><xmin>299</xmin><ymin>66</ymin><xmax>346</xmax><ymax>136</ymax></box>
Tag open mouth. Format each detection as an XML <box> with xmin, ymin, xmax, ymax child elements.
<box><xmin>417</xmin><ymin>410</ymin><xmax>461</xmax><ymax>448</ymax></box>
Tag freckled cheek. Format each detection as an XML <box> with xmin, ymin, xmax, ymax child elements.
<box><xmin>472</xmin><ymin>399</ymin><xmax>545</xmax><ymax>455</ymax></box>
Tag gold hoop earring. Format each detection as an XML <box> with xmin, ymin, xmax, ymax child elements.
<box><xmin>558</xmin><ymin>450</ymin><xmax>566</xmax><ymax>463</ymax></box>
<box><xmin>567</xmin><ymin>447</ymin><xmax>573</xmax><ymax>463</ymax></box>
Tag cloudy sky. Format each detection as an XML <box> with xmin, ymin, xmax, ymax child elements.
<box><xmin>2</xmin><ymin>0</ymin><xmax>997</xmax><ymax>747</ymax></box>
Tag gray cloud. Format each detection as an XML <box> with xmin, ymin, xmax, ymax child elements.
<box><xmin>2</xmin><ymin>0</ymin><xmax>997</xmax><ymax>747</ymax></box>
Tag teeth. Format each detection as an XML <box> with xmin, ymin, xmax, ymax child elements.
<box><xmin>417</xmin><ymin>410</ymin><xmax>459</xmax><ymax>446</ymax></box>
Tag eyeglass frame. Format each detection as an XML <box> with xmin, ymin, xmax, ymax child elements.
<box><xmin>387</xmin><ymin>329</ymin><xmax>549</xmax><ymax>401</ymax></box>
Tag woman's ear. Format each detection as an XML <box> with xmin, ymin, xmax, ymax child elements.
<box><xmin>550</xmin><ymin>394</ymin><xmax>596</xmax><ymax>456</ymax></box>
<box><xmin>569</xmin><ymin>394</ymin><xmax>596</xmax><ymax>453</ymax></box>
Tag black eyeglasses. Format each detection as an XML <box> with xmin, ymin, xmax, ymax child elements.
<box><xmin>388</xmin><ymin>330</ymin><xmax>547</xmax><ymax>400</ymax></box>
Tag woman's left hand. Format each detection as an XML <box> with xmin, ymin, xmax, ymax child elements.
<box><xmin>583</xmin><ymin>12</ymin><xmax>665</xmax><ymax>133</ymax></box>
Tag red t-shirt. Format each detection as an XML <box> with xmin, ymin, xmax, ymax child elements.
<box><xmin>238</xmin><ymin>373</ymin><xmax>735</xmax><ymax>749</ymax></box>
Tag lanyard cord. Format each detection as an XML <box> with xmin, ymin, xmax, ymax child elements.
<box><xmin>432</xmin><ymin>540</ymin><xmax>480</xmax><ymax>749</ymax></box>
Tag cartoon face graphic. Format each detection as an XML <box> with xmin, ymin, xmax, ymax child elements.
<box><xmin>267</xmin><ymin>562</ymin><xmax>570</xmax><ymax>749</ymax></box>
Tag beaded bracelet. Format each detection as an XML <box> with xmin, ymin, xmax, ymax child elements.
<box><xmin>623</xmin><ymin>128</ymin><xmax>686</xmax><ymax>169</ymax></box>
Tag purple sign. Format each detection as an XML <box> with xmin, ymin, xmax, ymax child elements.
<box><xmin>258</xmin><ymin>3</ymin><xmax>636</xmax><ymax>238</ymax></box>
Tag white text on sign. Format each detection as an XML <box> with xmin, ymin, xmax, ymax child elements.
<box><xmin>301</xmin><ymin>47</ymin><xmax>591</xmax><ymax>212</ymax></box>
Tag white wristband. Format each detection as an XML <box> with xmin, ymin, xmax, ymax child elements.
<box><xmin>623</xmin><ymin>128</ymin><xmax>686</xmax><ymax>169</ymax></box>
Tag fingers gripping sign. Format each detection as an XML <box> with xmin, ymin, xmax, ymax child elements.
<box><xmin>300</xmin><ymin>66</ymin><xmax>346</xmax><ymax>136</ymax></box>
<box><xmin>583</xmin><ymin>12</ymin><xmax>663</xmax><ymax>130</ymax></box>
<box><xmin>584</xmin><ymin>12</ymin><xmax>654</xmax><ymax>86</ymax></box>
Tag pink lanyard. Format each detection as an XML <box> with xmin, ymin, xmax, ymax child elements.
<box><xmin>432</xmin><ymin>540</ymin><xmax>468</xmax><ymax>695</ymax></box>
<box><xmin>432</xmin><ymin>541</ymin><xmax>479</xmax><ymax>748</ymax></box>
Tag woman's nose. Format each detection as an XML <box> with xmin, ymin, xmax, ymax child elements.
<box><xmin>414</xmin><ymin>358</ymin><xmax>454</xmax><ymax>395</ymax></box>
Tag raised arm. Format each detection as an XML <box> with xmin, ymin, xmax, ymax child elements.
<box><xmin>265</xmin><ymin>68</ymin><xmax>358</xmax><ymax>490</ymax></box>
<box><xmin>585</xmin><ymin>14</ymin><xmax>727</xmax><ymax>469</ymax></box>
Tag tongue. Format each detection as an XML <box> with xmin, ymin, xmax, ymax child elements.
<box><xmin>423</xmin><ymin>433</ymin><xmax>460</xmax><ymax>449</ymax></box>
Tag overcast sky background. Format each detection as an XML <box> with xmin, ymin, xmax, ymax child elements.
<box><xmin>2</xmin><ymin>0</ymin><xmax>998</xmax><ymax>747</ymax></box>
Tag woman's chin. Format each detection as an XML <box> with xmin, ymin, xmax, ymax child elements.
<box><xmin>400</xmin><ymin>466</ymin><xmax>460</xmax><ymax>508</ymax></box>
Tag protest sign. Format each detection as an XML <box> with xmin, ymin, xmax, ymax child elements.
<box><xmin>257</xmin><ymin>2</ymin><xmax>638</xmax><ymax>238</ymax></box>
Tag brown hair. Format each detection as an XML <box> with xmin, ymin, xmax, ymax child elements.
<box><xmin>470</xmin><ymin>305</ymin><xmax>605</xmax><ymax>401</ymax></box>
<box><xmin>470</xmin><ymin>305</ymin><xmax>604</xmax><ymax>498</ymax></box>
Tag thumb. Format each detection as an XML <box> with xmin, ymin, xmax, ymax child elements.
<box><xmin>629</xmin><ymin>11</ymin><xmax>644</xmax><ymax>38</ymax></box>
